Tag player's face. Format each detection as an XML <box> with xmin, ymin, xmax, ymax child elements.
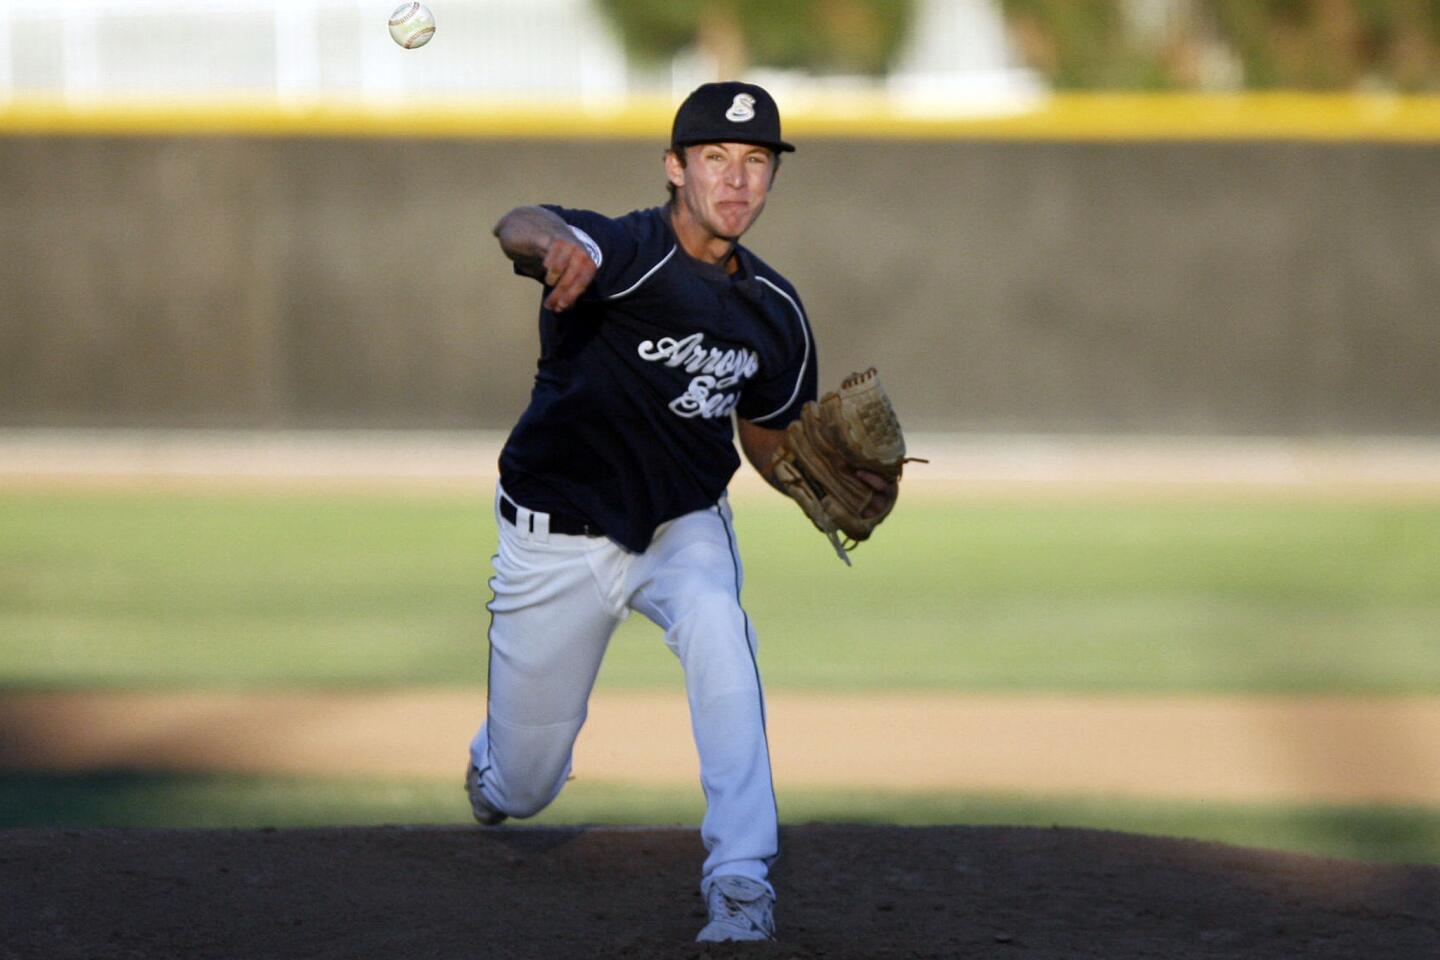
<box><xmin>668</xmin><ymin>143</ymin><xmax>777</xmax><ymax>243</ymax></box>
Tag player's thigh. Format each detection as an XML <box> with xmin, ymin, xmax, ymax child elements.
<box><xmin>630</xmin><ymin>506</ymin><xmax>759</xmax><ymax>675</ymax></box>
<box><xmin>487</xmin><ymin>529</ymin><xmax>621</xmax><ymax>724</ymax></box>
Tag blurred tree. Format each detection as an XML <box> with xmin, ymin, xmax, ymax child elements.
<box><xmin>1000</xmin><ymin>0</ymin><xmax>1175</xmax><ymax>88</ymax></box>
<box><xmin>1211</xmin><ymin>0</ymin><xmax>1440</xmax><ymax>90</ymax></box>
<box><xmin>596</xmin><ymin>0</ymin><xmax>914</xmax><ymax>78</ymax></box>
<box><xmin>997</xmin><ymin>0</ymin><xmax>1440</xmax><ymax>90</ymax></box>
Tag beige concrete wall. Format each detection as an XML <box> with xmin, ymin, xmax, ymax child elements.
<box><xmin>2</xmin><ymin>136</ymin><xmax>1437</xmax><ymax>434</ymax></box>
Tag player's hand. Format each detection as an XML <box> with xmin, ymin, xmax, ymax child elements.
<box><xmin>853</xmin><ymin>468</ymin><xmax>897</xmax><ymax>519</ymax></box>
<box><xmin>540</xmin><ymin>238</ymin><xmax>597</xmax><ymax>313</ymax></box>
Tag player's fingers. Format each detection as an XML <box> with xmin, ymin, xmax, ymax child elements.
<box><xmin>861</xmin><ymin>488</ymin><xmax>896</xmax><ymax>519</ymax></box>
<box><xmin>854</xmin><ymin>468</ymin><xmax>892</xmax><ymax>493</ymax></box>
<box><xmin>546</xmin><ymin>255</ymin><xmax>596</xmax><ymax>312</ymax></box>
<box><xmin>854</xmin><ymin>468</ymin><xmax>897</xmax><ymax>519</ymax></box>
<box><xmin>568</xmin><ymin>256</ymin><xmax>598</xmax><ymax>295</ymax></box>
<box><xmin>542</xmin><ymin>246</ymin><xmax>571</xmax><ymax>288</ymax></box>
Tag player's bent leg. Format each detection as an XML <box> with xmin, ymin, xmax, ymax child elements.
<box><xmin>470</xmin><ymin>711</ymin><xmax>587</xmax><ymax>818</ymax></box>
<box><xmin>468</xmin><ymin>510</ymin><xmax>625</xmax><ymax>822</ymax></box>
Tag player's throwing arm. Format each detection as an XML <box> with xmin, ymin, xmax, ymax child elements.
<box><xmin>493</xmin><ymin>206</ymin><xmax>599</xmax><ymax>313</ymax></box>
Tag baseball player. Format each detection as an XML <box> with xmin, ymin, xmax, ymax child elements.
<box><xmin>466</xmin><ymin>81</ymin><xmax>903</xmax><ymax>943</ymax></box>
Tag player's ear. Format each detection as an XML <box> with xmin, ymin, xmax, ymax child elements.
<box><xmin>664</xmin><ymin>149</ymin><xmax>686</xmax><ymax>190</ymax></box>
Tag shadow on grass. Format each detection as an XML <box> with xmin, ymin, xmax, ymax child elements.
<box><xmin>3</xmin><ymin>772</ymin><xmax>1439</xmax><ymax>867</ymax></box>
<box><xmin>0</xmin><ymin>771</ymin><xmax>471</xmax><ymax>829</ymax></box>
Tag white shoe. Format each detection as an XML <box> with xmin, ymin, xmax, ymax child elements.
<box><xmin>696</xmin><ymin>876</ymin><xmax>775</xmax><ymax>942</ymax></box>
<box><xmin>464</xmin><ymin>765</ymin><xmax>507</xmax><ymax>826</ymax></box>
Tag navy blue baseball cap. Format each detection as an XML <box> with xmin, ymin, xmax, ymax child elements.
<box><xmin>670</xmin><ymin>81</ymin><xmax>796</xmax><ymax>154</ymax></box>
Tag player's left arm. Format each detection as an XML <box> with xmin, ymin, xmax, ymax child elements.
<box><xmin>737</xmin><ymin>418</ymin><xmax>787</xmax><ymax>491</ymax></box>
<box><xmin>738</xmin><ymin>417</ymin><xmax>894</xmax><ymax>509</ymax></box>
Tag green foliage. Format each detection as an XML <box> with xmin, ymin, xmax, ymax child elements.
<box><xmin>997</xmin><ymin>0</ymin><xmax>1440</xmax><ymax>90</ymax></box>
<box><xmin>998</xmin><ymin>0</ymin><xmax>1172</xmax><ymax>89</ymax></box>
<box><xmin>1211</xmin><ymin>0</ymin><xmax>1440</xmax><ymax>90</ymax></box>
<box><xmin>595</xmin><ymin>0</ymin><xmax>698</xmax><ymax>63</ymax></box>
<box><xmin>596</xmin><ymin>0</ymin><xmax>914</xmax><ymax>75</ymax></box>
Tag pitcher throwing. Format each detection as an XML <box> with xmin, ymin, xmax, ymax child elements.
<box><xmin>466</xmin><ymin>81</ymin><xmax>907</xmax><ymax>942</ymax></box>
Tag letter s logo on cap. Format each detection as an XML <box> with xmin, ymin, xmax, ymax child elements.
<box><xmin>725</xmin><ymin>93</ymin><xmax>756</xmax><ymax>122</ymax></box>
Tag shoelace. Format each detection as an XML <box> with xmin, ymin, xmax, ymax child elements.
<box><xmin>713</xmin><ymin>888</ymin><xmax>769</xmax><ymax>929</ymax></box>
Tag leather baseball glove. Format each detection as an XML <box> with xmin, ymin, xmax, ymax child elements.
<box><xmin>770</xmin><ymin>368</ymin><xmax>919</xmax><ymax>565</ymax></box>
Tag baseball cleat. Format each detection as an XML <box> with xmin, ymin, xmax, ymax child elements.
<box><xmin>696</xmin><ymin>875</ymin><xmax>775</xmax><ymax>942</ymax></box>
<box><xmin>464</xmin><ymin>765</ymin><xmax>508</xmax><ymax>826</ymax></box>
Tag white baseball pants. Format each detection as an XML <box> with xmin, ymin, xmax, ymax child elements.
<box><xmin>469</xmin><ymin>487</ymin><xmax>778</xmax><ymax>892</ymax></box>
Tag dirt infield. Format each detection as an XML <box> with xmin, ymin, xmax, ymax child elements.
<box><xmin>5</xmin><ymin>430</ymin><xmax>1440</xmax><ymax>500</ymax></box>
<box><xmin>5</xmin><ymin>690</ymin><xmax>1440</xmax><ymax>804</ymax></box>
<box><xmin>4</xmin><ymin>823</ymin><xmax>1438</xmax><ymax>959</ymax></box>
<box><xmin>6</xmin><ymin>695</ymin><xmax>1439</xmax><ymax>959</ymax></box>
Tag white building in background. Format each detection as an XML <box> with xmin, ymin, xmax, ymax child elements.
<box><xmin>0</xmin><ymin>0</ymin><xmax>1039</xmax><ymax>111</ymax></box>
<box><xmin>890</xmin><ymin>0</ymin><xmax>1044</xmax><ymax>114</ymax></box>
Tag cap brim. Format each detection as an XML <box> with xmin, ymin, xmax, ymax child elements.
<box><xmin>673</xmin><ymin>137</ymin><xmax>796</xmax><ymax>153</ymax></box>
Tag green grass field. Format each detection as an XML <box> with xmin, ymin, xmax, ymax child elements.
<box><xmin>1</xmin><ymin>490</ymin><xmax>1437</xmax><ymax>692</ymax></box>
<box><xmin>3</xmin><ymin>488</ymin><xmax>1439</xmax><ymax>862</ymax></box>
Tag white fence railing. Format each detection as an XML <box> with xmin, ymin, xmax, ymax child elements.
<box><xmin>0</xmin><ymin>0</ymin><xmax>1039</xmax><ymax>111</ymax></box>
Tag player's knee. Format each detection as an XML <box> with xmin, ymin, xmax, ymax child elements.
<box><xmin>485</xmin><ymin>743</ymin><xmax>570</xmax><ymax>818</ymax></box>
<box><xmin>502</xmin><ymin>796</ymin><xmax>549</xmax><ymax>819</ymax></box>
<box><xmin>494</xmin><ymin>777</ymin><xmax>563</xmax><ymax>819</ymax></box>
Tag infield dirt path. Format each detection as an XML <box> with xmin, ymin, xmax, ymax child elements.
<box><xmin>4</xmin><ymin>690</ymin><xmax>1440</xmax><ymax>804</ymax></box>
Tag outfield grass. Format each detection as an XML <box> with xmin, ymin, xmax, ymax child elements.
<box><xmin>3</xmin><ymin>772</ymin><xmax>1437</xmax><ymax>866</ymax></box>
<box><xmin>4</xmin><ymin>489</ymin><xmax>1438</xmax><ymax>861</ymax></box>
<box><xmin>1</xmin><ymin>490</ymin><xmax>1438</xmax><ymax>692</ymax></box>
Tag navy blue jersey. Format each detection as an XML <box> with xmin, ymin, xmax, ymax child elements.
<box><xmin>499</xmin><ymin>205</ymin><xmax>818</xmax><ymax>552</ymax></box>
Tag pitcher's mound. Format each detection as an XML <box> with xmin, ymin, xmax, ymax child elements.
<box><xmin>3</xmin><ymin>823</ymin><xmax>1436</xmax><ymax>959</ymax></box>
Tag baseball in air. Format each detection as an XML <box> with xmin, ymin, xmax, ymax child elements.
<box><xmin>388</xmin><ymin>2</ymin><xmax>435</xmax><ymax>49</ymax></box>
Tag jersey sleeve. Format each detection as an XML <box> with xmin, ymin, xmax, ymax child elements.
<box><xmin>736</xmin><ymin>281</ymin><xmax>818</xmax><ymax>427</ymax></box>
<box><xmin>534</xmin><ymin>205</ymin><xmax>656</xmax><ymax>302</ymax></box>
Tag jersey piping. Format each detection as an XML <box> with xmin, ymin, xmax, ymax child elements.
<box><xmin>606</xmin><ymin>244</ymin><xmax>678</xmax><ymax>301</ymax></box>
<box><xmin>745</xmin><ymin>276</ymin><xmax>812</xmax><ymax>424</ymax></box>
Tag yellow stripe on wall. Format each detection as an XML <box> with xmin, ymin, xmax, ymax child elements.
<box><xmin>3</xmin><ymin>93</ymin><xmax>1439</xmax><ymax>142</ymax></box>
<box><xmin>850</xmin><ymin>93</ymin><xmax>1440</xmax><ymax>142</ymax></box>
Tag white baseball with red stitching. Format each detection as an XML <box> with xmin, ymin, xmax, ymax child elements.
<box><xmin>388</xmin><ymin>2</ymin><xmax>435</xmax><ymax>49</ymax></box>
